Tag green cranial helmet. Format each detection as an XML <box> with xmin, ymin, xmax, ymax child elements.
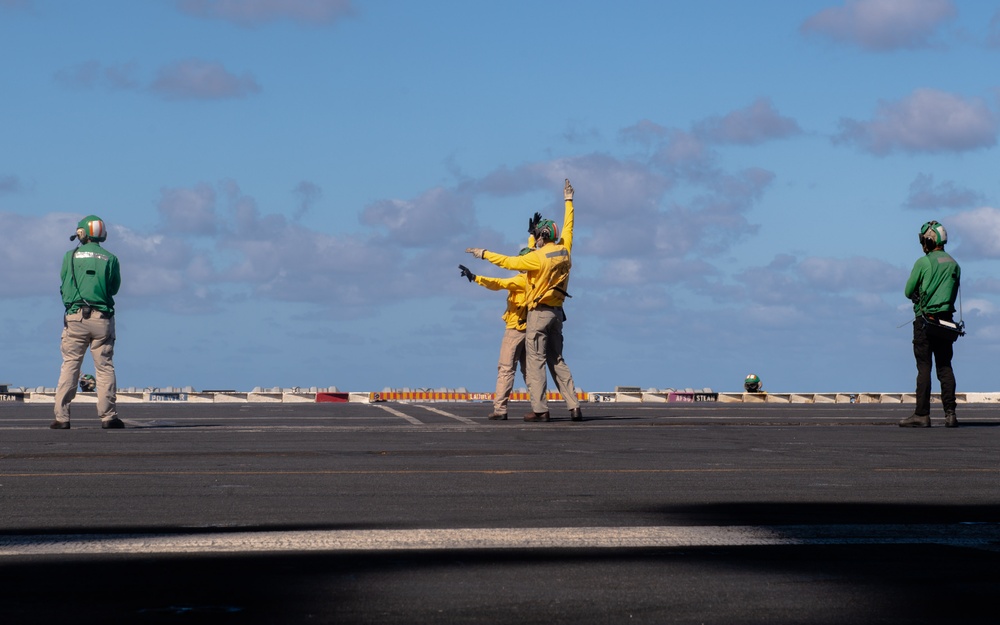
<box><xmin>79</xmin><ymin>373</ymin><xmax>96</xmax><ymax>392</ymax></box>
<box><xmin>745</xmin><ymin>373</ymin><xmax>760</xmax><ymax>386</ymax></box>
<box><xmin>534</xmin><ymin>219</ymin><xmax>558</xmax><ymax>243</ymax></box>
<box><xmin>919</xmin><ymin>221</ymin><xmax>947</xmax><ymax>247</ymax></box>
<box><xmin>75</xmin><ymin>215</ymin><xmax>108</xmax><ymax>242</ymax></box>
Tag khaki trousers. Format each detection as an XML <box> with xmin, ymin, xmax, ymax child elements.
<box><xmin>525</xmin><ymin>306</ymin><xmax>580</xmax><ymax>414</ymax></box>
<box><xmin>493</xmin><ymin>328</ymin><xmax>526</xmax><ymax>415</ymax></box>
<box><xmin>54</xmin><ymin>311</ymin><xmax>117</xmax><ymax>423</ymax></box>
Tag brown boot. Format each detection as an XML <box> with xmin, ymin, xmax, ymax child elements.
<box><xmin>524</xmin><ymin>411</ymin><xmax>550</xmax><ymax>422</ymax></box>
<box><xmin>487</xmin><ymin>413</ymin><xmax>508</xmax><ymax>420</ymax></box>
<box><xmin>569</xmin><ymin>407</ymin><xmax>583</xmax><ymax>421</ymax></box>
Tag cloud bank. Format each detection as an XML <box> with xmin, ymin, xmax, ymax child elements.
<box><xmin>694</xmin><ymin>98</ymin><xmax>802</xmax><ymax>146</ymax></box>
<box><xmin>949</xmin><ymin>207</ymin><xmax>1000</xmax><ymax>259</ymax></box>
<box><xmin>175</xmin><ymin>0</ymin><xmax>355</xmax><ymax>26</ymax></box>
<box><xmin>55</xmin><ymin>59</ymin><xmax>260</xmax><ymax>101</ymax></box>
<box><xmin>903</xmin><ymin>173</ymin><xmax>984</xmax><ymax>210</ymax></box>
<box><xmin>150</xmin><ymin>59</ymin><xmax>261</xmax><ymax>100</ymax></box>
<box><xmin>801</xmin><ymin>0</ymin><xmax>957</xmax><ymax>51</ymax></box>
<box><xmin>835</xmin><ymin>88</ymin><xmax>998</xmax><ymax>155</ymax></box>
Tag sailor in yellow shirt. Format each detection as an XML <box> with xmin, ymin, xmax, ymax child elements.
<box><xmin>466</xmin><ymin>179</ymin><xmax>582</xmax><ymax>422</ymax></box>
<box><xmin>458</xmin><ymin>249</ymin><xmax>531</xmax><ymax>420</ymax></box>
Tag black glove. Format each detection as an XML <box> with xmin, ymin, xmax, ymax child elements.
<box><xmin>458</xmin><ymin>265</ymin><xmax>476</xmax><ymax>282</ymax></box>
<box><xmin>528</xmin><ymin>212</ymin><xmax>542</xmax><ymax>235</ymax></box>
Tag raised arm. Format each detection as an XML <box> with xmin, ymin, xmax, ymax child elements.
<box><xmin>561</xmin><ymin>179</ymin><xmax>574</xmax><ymax>252</ymax></box>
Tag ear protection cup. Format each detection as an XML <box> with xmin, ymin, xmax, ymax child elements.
<box><xmin>534</xmin><ymin>219</ymin><xmax>558</xmax><ymax>243</ymax></box>
<box><xmin>920</xmin><ymin>221</ymin><xmax>947</xmax><ymax>247</ymax></box>
<box><xmin>76</xmin><ymin>228</ymin><xmax>87</xmax><ymax>242</ymax></box>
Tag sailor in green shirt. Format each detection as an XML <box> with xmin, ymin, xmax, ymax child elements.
<box><xmin>51</xmin><ymin>215</ymin><xmax>123</xmax><ymax>429</ymax></box>
<box><xmin>900</xmin><ymin>221</ymin><xmax>961</xmax><ymax>428</ymax></box>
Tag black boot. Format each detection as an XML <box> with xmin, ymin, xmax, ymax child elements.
<box><xmin>898</xmin><ymin>414</ymin><xmax>930</xmax><ymax>428</ymax></box>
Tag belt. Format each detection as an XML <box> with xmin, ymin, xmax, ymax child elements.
<box><xmin>67</xmin><ymin>309</ymin><xmax>113</xmax><ymax>319</ymax></box>
<box><xmin>924</xmin><ymin>312</ymin><xmax>952</xmax><ymax>321</ymax></box>
<box><xmin>534</xmin><ymin>303</ymin><xmax>563</xmax><ymax>311</ymax></box>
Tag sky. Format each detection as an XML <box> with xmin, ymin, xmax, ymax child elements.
<box><xmin>2</xmin><ymin>0</ymin><xmax>1000</xmax><ymax>394</ymax></box>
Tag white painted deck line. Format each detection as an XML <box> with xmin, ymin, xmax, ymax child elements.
<box><xmin>416</xmin><ymin>405</ymin><xmax>478</xmax><ymax>425</ymax></box>
<box><xmin>371</xmin><ymin>404</ymin><xmax>424</xmax><ymax>425</ymax></box>
<box><xmin>2</xmin><ymin>524</ymin><xmax>998</xmax><ymax>557</ymax></box>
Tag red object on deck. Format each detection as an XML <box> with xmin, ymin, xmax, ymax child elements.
<box><xmin>315</xmin><ymin>392</ymin><xmax>350</xmax><ymax>403</ymax></box>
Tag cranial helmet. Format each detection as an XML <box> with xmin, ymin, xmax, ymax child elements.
<box><xmin>534</xmin><ymin>219</ymin><xmax>559</xmax><ymax>243</ymax></box>
<box><xmin>919</xmin><ymin>221</ymin><xmax>947</xmax><ymax>247</ymax></box>
<box><xmin>75</xmin><ymin>215</ymin><xmax>107</xmax><ymax>243</ymax></box>
<box><xmin>745</xmin><ymin>373</ymin><xmax>760</xmax><ymax>386</ymax></box>
<box><xmin>79</xmin><ymin>373</ymin><xmax>96</xmax><ymax>392</ymax></box>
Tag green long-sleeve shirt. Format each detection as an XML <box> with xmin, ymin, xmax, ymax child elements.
<box><xmin>904</xmin><ymin>249</ymin><xmax>960</xmax><ymax>315</ymax></box>
<box><xmin>60</xmin><ymin>242</ymin><xmax>121</xmax><ymax>314</ymax></box>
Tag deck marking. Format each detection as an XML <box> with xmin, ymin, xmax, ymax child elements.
<box><xmin>372</xmin><ymin>404</ymin><xmax>423</xmax><ymax>425</ymax></box>
<box><xmin>1</xmin><ymin>524</ymin><xmax>998</xmax><ymax>557</ymax></box>
<box><xmin>416</xmin><ymin>405</ymin><xmax>478</xmax><ymax>425</ymax></box>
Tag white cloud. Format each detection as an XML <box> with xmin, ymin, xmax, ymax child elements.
<box><xmin>972</xmin><ymin>324</ymin><xmax>1000</xmax><ymax>340</ymax></box>
<box><xmin>730</xmin><ymin>254</ymin><xmax>907</xmax><ymax>319</ymax></box>
<box><xmin>948</xmin><ymin>206</ymin><xmax>1000</xmax><ymax>258</ymax></box>
<box><xmin>477</xmin><ymin>154</ymin><xmax>672</xmax><ymax>222</ymax></box>
<box><xmin>801</xmin><ymin>0</ymin><xmax>957</xmax><ymax>51</ymax></box>
<box><xmin>797</xmin><ymin>256</ymin><xmax>906</xmax><ymax>292</ymax></box>
<box><xmin>157</xmin><ymin>183</ymin><xmax>220</xmax><ymax>235</ymax></box>
<box><xmin>176</xmin><ymin>0</ymin><xmax>354</xmax><ymax>26</ymax></box>
<box><xmin>693</xmin><ymin>98</ymin><xmax>802</xmax><ymax>145</ymax></box>
<box><xmin>660</xmin><ymin>169</ymin><xmax>772</xmax><ymax>257</ymax></box>
<box><xmin>150</xmin><ymin>59</ymin><xmax>261</xmax><ymax>100</ymax></box>
<box><xmin>963</xmin><ymin>298</ymin><xmax>998</xmax><ymax>316</ymax></box>
<box><xmin>56</xmin><ymin>59</ymin><xmax>256</xmax><ymax>101</ymax></box>
<box><xmin>903</xmin><ymin>173</ymin><xmax>984</xmax><ymax>210</ymax></box>
<box><xmin>652</xmin><ymin>129</ymin><xmax>715</xmax><ymax>175</ymax></box>
<box><xmin>9</xmin><ymin>130</ymin><xmax>777</xmax><ymax>314</ymax></box>
<box><xmin>968</xmin><ymin>277</ymin><xmax>1000</xmax><ymax>295</ymax></box>
<box><xmin>835</xmin><ymin>88</ymin><xmax>998</xmax><ymax>155</ymax></box>
<box><xmin>195</xmin><ymin>181</ymin><xmax>403</xmax><ymax>308</ymax></box>
<box><xmin>0</xmin><ymin>213</ymin><xmax>79</xmax><ymax>296</ymax></box>
<box><xmin>469</xmin><ymin>148</ymin><xmax>767</xmax><ymax>269</ymax></box>
<box><xmin>741</xmin><ymin>304</ymin><xmax>806</xmax><ymax>327</ymax></box>
<box><xmin>619</xmin><ymin>119</ymin><xmax>672</xmax><ymax>147</ymax></box>
<box><xmin>361</xmin><ymin>187</ymin><xmax>476</xmax><ymax>249</ymax></box>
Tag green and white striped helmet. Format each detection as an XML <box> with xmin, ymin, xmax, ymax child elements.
<box><xmin>919</xmin><ymin>221</ymin><xmax>947</xmax><ymax>246</ymax></box>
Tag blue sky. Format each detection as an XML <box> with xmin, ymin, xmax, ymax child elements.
<box><xmin>3</xmin><ymin>0</ymin><xmax>1000</xmax><ymax>394</ymax></box>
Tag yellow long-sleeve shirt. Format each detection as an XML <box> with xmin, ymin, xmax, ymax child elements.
<box><xmin>474</xmin><ymin>273</ymin><xmax>528</xmax><ymax>331</ymax></box>
<box><xmin>483</xmin><ymin>198</ymin><xmax>574</xmax><ymax>310</ymax></box>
